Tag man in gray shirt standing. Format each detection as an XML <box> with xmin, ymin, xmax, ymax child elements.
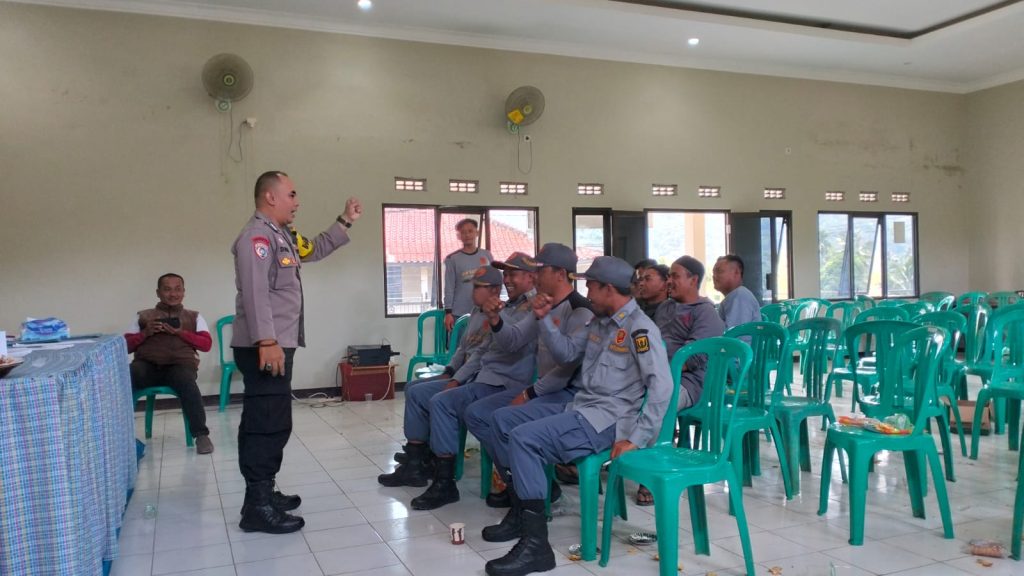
<box><xmin>443</xmin><ymin>218</ymin><xmax>494</xmax><ymax>331</ymax></box>
<box><xmin>713</xmin><ymin>255</ymin><xmax>762</xmax><ymax>330</ymax></box>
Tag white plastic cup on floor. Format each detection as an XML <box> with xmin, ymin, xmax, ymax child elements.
<box><xmin>449</xmin><ymin>522</ymin><xmax>465</xmax><ymax>545</ymax></box>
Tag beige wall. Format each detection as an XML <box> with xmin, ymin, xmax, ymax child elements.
<box><xmin>965</xmin><ymin>79</ymin><xmax>1024</xmax><ymax>290</ymax></box>
<box><xmin>0</xmin><ymin>3</ymin><xmax>973</xmax><ymax>393</ymax></box>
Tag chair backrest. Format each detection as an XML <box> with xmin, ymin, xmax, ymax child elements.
<box><xmin>784</xmin><ymin>317</ymin><xmax>840</xmax><ymax>401</ymax></box>
<box><xmin>790</xmin><ymin>299</ymin><xmax>823</xmax><ymax>322</ymax></box>
<box><xmin>855</xmin><ymin>295</ymin><xmax>877</xmax><ymax>310</ymax></box>
<box><xmin>878</xmin><ymin>325</ymin><xmax>949</xmax><ymax>432</ymax></box>
<box><xmin>826</xmin><ymin>301</ymin><xmax>861</xmax><ymax>332</ymax></box>
<box><xmin>916</xmin><ymin>311</ymin><xmax>966</xmax><ymax>384</ymax></box>
<box><xmin>987</xmin><ymin>307</ymin><xmax>1024</xmax><ymax>383</ymax></box>
<box><xmin>920</xmin><ymin>291</ymin><xmax>955</xmax><ymax>311</ymax></box>
<box><xmin>724</xmin><ymin>321</ymin><xmax>788</xmax><ymax>410</ymax></box>
<box><xmin>989</xmin><ymin>291</ymin><xmax>1021</xmax><ymax>309</ymax></box>
<box><xmin>442</xmin><ymin>314</ymin><xmax>471</xmax><ymax>363</ymax></box>
<box><xmin>216</xmin><ymin>315</ymin><xmax>234</xmax><ymax>366</ymax></box>
<box><xmin>683</xmin><ymin>337</ymin><xmax>753</xmax><ymax>459</ymax></box>
<box><xmin>956</xmin><ymin>301</ymin><xmax>991</xmax><ymax>364</ymax></box>
<box><xmin>856</xmin><ymin>307</ymin><xmax>910</xmax><ymax>323</ymax></box>
<box><xmin>843</xmin><ymin>320</ymin><xmax>918</xmax><ymax>389</ymax></box>
<box><xmin>414</xmin><ymin>309</ymin><xmax>447</xmax><ymax>357</ymax></box>
<box><xmin>957</xmin><ymin>291</ymin><xmax>989</xmax><ymax>308</ymax></box>
<box><xmin>899</xmin><ymin>301</ymin><xmax>934</xmax><ymax>319</ymax></box>
<box><xmin>761</xmin><ymin>302</ymin><xmax>791</xmax><ymax>326</ymax></box>
<box><xmin>876</xmin><ymin>299</ymin><xmax>906</xmax><ymax>308</ymax></box>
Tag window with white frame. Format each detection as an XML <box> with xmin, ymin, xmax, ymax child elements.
<box><xmin>818</xmin><ymin>212</ymin><xmax>917</xmax><ymax>299</ymax></box>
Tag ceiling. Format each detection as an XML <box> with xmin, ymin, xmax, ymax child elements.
<box><xmin>14</xmin><ymin>0</ymin><xmax>1024</xmax><ymax>93</ymax></box>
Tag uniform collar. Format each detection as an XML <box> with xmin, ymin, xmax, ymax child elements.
<box><xmin>607</xmin><ymin>298</ymin><xmax>638</xmax><ymax>328</ymax></box>
<box><xmin>253</xmin><ymin>210</ymin><xmax>281</xmax><ymax>233</ymax></box>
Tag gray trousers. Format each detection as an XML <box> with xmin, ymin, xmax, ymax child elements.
<box><xmin>485</xmin><ymin>388</ymin><xmax>576</xmax><ymax>472</ymax></box>
<box><xmin>508</xmin><ymin>410</ymin><xmax>615</xmax><ymax>500</ymax></box>
<box><xmin>403</xmin><ymin>376</ymin><xmax>450</xmax><ymax>442</ymax></box>
<box><xmin>428</xmin><ymin>381</ymin><xmax>510</xmax><ymax>456</ymax></box>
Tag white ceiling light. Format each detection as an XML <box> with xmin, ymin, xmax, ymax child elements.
<box><xmin>357</xmin><ymin>0</ymin><xmax>372</xmax><ymax>11</ymax></box>
<box><xmin>688</xmin><ymin>37</ymin><xmax>700</xmax><ymax>46</ymax></box>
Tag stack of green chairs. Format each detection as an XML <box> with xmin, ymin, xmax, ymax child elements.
<box><xmin>957</xmin><ymin>291</ymin><xmax>989</xmax><ymax>308</ymax></box>
<box><xmin>824</xmin><ymin>301</ymin><xmax>861</xmax><ymax>395</ymax></box>
<box><xmin>826</xmin><ymin>307</ymin><xmax>909</xmax><ymax>406</ymax></box>
<box><xmin>761</xmin><ymin>301</ymin><xmax>792</xmax><ymax>326</ymax></box>
<box><xmin>855</xmin><ymin>294</ymin><xmax>877</xmax><ymax>310</ymax></box>
<box><xmin>920</xmin><ymin>291</ymin><xmax>955</xmax><ymax>311</ymax></box>
<box><xmin>899</xmin><ymin>300</ymin><xmax>934</xmax><ymax>319</ymax></box>
<box><xmin>405</xmin><ymin>309</ymin><xmax>449</xmax><ymax>383</ymax></box>
<box><xmin>599</xmin><ymin>337</ymin><xmax>755</xmax><ymax>576</ymax></box>
<box><xmin>818</xmin><ymin>325</ymin><xmax>955</xmax><ymax>546</ymax></box>
<box><xmin>989</xmin><ymin>291</ymin><xmax>1021</xmax><ymax>309</ymax></box>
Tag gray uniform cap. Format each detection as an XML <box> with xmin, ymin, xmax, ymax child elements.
<box><xmin>473</xmin><ymin>266</ymin><xmax>504</xmax><ymax>287</ymax></box>
<box><xmin>535</xmin><ymin>243</ymin><xmax>578</xmax><ymax>273</ymax></box>
<box><xmin>578</xmin><ymin>256</ymin><xmax>634</xmax><ymax>291</ymax></box>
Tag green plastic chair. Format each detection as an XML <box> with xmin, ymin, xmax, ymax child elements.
<box><xmin>989</xmin><ymin>291</ymin><xmax>1021</xmax><ymax>309</ymax></box>
<box><xmin>133</xmin><ymin>386</ymin><xmax>193</xmax><ymax>447</ymax></box>
<box><xmin>970</xmin><ymin>306</ymin><xmax>1024</xmax><ymax>459</ymax></box>
<box><xmin>876</xmin><ymin>299</ymin><xmax>907</xmax><ymax>308</ymax></box>
<box><xmin>818</xmin><ymin>325</ymin><xmax>955</xmax><ymax>546</ymax></box>
<box><xmin>841</xmin><ymin>320</ymin><xmax>918</xmax><ymax>415</ymax></box>
<box><xmin>789</xmin><ymin>299</ymin><xmax>831</xmax><ymax>375</ymax></box>
<box><xmin>600</xmin><ymin>337</ymin><xmax>754</xmax><ymax>576</ymax></box>
<box><xmin>405</xmin><ymin>309</ymin><xmax>449</xmax><ymax>382</ymax></box>
<box><xmin>826</xmin><ymin>309</ymin><xmax>908</xmax><ymax>406</ymax></box>
<box><xmin>850</xmin><ymin>320</ymin><xmax>957</xmax><ymax>483</ymax></box>
<box><xmin>772</xmin><ymin>317</ymin><xmax>846</xmax><ymax>495</ymax></box>
<box><xmin>414</xmin><ymin>314</ymin><xmax>470</xmax><ymax>380</ymax></box>
<box><xmin>561</xmin><ymin>344</ymin><xmax>684</xmax><ymax>562</ymax></box>
<box><xmin>916</xmin><ymin>311</ymin><xmax>969</xmax><ymax>457</ymax></box>
<box><xmin>957</xmin><ymin>291</ymin><xmax>989</xmax><ymax>308</ymax></box>
<box><xmin>216</xmin><ymin>315</ymin><xmax>237</xmax><ymax>412</ymax></box>
<box><xmin>855</xmin><ymin>295</ymin><xmax>877</xmax><ymax>310</ymax></box>
<box><xmin>920</xmin><ymin>291</ymin><xmax>955</xmax><ymax>311</ymax></box>
<box><xmin>760</xmin><ymin>302</ymin><xmax>792</xmax><ymax>326</ymax></box>
<box><xmin>899</xmin><ymin>300</ymin><xmax>934</xmax><ymax>319</ymax></box>
<box><xmin>824</xmin><ymin>301</ymin><xmax>862</xmax><ymax>395</ymax></box>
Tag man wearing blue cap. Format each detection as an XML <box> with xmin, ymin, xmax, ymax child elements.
<box><xmin>409</xmin><ymin>256</ymin><xmax>538</xmax><ymax>510</ymax></box>
<box><xmin>483</xmin><ymin>256</ymin><xmax>673</xmax><ymax>576</ymax></box>
<box><xmin>464</xmin><ymin>244</ymin><xmax>594</xmax><ymax>513</ymax></box>
<box><xmin>378</xmin><ymin>266</ymin><xmax>500</xmax><ymax>488</ymax></box>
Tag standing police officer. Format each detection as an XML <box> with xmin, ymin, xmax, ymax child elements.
<box><xmin>483</xmin><ymin>256</ymin><xmax>673</xmax><ymax>576</ymax></box>
<box><xmin>232</xmin><ymin>170</ymin><xmax>361</xmax><ymax>534</ymax></box>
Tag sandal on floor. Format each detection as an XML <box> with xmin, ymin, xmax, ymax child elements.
<box><xmin>635</xmin><ymin>485</ymin><xmax>654</xmax><ymax>506</ymax></box>
<box><xmin>554</xmin><ymin>463</ymin><xmax>579</xmax><ymax>485</ymax></box>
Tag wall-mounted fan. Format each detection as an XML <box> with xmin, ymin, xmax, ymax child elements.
<box><xmin>505</xmin><ymin>85</ymin><xmax>544</xmax><ymax>133</ymax></box>
<box><xmin>202</xmin><ymin>53</ymin><xmax>254</xmax><ymax>112</ymax></box>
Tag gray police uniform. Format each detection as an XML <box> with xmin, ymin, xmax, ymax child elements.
<box><xmin>231</xmin><ymin>211</ymin><xmax>349</xmax><ymax>483</ymax></box>
<box><xmin>507</xmin><ymin>298</ymin><xmax>673</xmax><ymax>500</ymax></box>
<box><xmin>404</xmin><ymin>307</ymin><xmax>491</xmax><ymax>442</ymax></box>
<box><xmin>427</xmin><ymin>289</ymin><xmax>537</xmax><ymax>456</ymax></box>
<box><xmin>443</xmin><ymin>248</ymin><xmax>494</xmax><ymax>318</ymax></box>
<box><xmin>466</xmin><ymin>291</ymin><xmax>594</xmax><ymax>472</ymax></box>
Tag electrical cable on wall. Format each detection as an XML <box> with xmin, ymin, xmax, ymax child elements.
<box><xmin>517</xmin><ymin>133</ymin><xmax>533</xmax><ymax>174</ymax></box>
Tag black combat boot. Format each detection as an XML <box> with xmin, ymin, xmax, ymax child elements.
<box><xmin>239</xmin><ymin>480</ymin><xmax>301</xmax><ymax>516</ymax></box>
<box><xmin>238</xmin><ymin>480</ymin><xmax>305</xmax><ymax>534</ymax></box>
<box><xmin>482</xmin><ymin>482</ymin><xmax>522</xmax><ymax>542</ymax></box>
<box><xmin>484</xmin><ymin>500</ymin><xmax>556</xmax><ymax>576</ymax></box>
<box><xmin>410</xmin><ymin>455</ymin><xmax>460</xmax><ymax>510</ymax></box>
<box><xmin>487</xmin><ymin>480</ymin><xmax>561</xmax><ymax>509</ymax></box>
<box><xmin>378</xmin><ymin>443</ymin><xmax>432</xmax><ymax>487</ymax></box>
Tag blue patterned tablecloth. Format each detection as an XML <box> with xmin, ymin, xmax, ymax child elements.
<box><xmin>0</xmin><ymin>336</ymin><xmax>137</xmax><ymax>576</ymax></box>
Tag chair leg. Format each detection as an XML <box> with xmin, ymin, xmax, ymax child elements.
<box><xmin>183</xmin><ymin>410</ymin><xmax>193</xmax><ymax>447</ymax></box>
<box><xmin>970</xmin><ymin>392</ymin><xmax>991</xmax><ymax>460</ymax></box>
<box><xmin>778</xmin><ymin>416</ymin><xmax>802</xmax><ymax>496</ymax></box>
<box><xmin>598</xmin><ymin>466</ymin><xmax>622</xmax><ymax>568</ymax></box>
<box><xmin>687</xmin><ymin>485</ymin><xmax>710</xmax><ymax>555</ymax></box>
<box><xmin>725</xmin><ymin>472</ymin><xmax>756</xmax><ymax>576</ymax></box>
<box><xmin>848</xmin><ymin>448</ymin><xmax>872</xmax><ymax>546</ymax></box>
<box><xmin>1008</xmin><ymin>399</ymin><xmax>1021</xmax><ymax>452</ymax></box>
<box><xmin>748</xmin><ymin>430</ymin><xmax>762</xmax><ymax>477</ymax></box>
<box><xmin>799</xmin><ymin>420</ymin><xmax>812</xmax><ymax>472</ymax></box>
<box><xmin>578</xmin><ymin>459</ymin><xmax>601</xmax><ymax>561</ymax></box>
<box><xmin>817</xmin><ymin>437</ymin><xmax>835</xmax><ymax>516</ymax></box>
<box><xmin>947</xmin><ymin>396</ymin><xmax>968</xmax><ymax>457</ymax></box>
<box><xmin>653</xmin><ymin>485</ymin><xmax>685</xmax><ymax>576</ymax></box>
<box><xmin>904</xmin><ymin>451</ymin><xmax>926</xmax><ymax>519</ymax></box>
<box><xmin>479</xmin><ymin>452</ymin><xmax>494</xmax><ymax>499</ymax></box>
<box><xmin>1012</xmin><ymin>432</ymin><xmax>1024</xmax><ymax>560</ymax></box>
<box><xmin>925</xmin><ymin>447</ymin><xmax>955</xmax><ymax>540</ymax></box>
<box><xmin>768</xmin><ymin>420</ymin><xmax>793</xmax><ymax>500</ymax></box>
<box><xmin>935</xmin><ymin>414</ymin><xmax>956</xmax><ymax>482</ymax></box>
<box><xmin>455</xmin><ymin>427</ymin><xmax>467</xmax><ymax>480</ymax></box>
<box><xmin>994</xmin><ymin>397</ymin><xmax>1006</xmax><ymax>435</ymax></box>
<box><xmin>218</xmin><ymin>366</ymin><xmax>233</xmax><ymax>412</ymax></box>
<box><xmin>144</xmin><ymin>395</ymin><xmax>155</xmax><ymax>439</ymax></box>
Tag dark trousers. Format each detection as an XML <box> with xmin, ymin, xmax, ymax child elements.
<box><xmin>234</xmin><ymin>346</ymin><xmax>296</xmax><ymax>483</ymax></box>
<box><xmin>130</xmin><ymin>360</ymin><xmax>209</xmax><ymax>437</ymax></box>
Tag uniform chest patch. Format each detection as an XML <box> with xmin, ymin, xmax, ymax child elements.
<box><xmin>252</xmin><ymin>237</ymin><xmax>270</xmax><ymax>260</ymax></box>
<box><xmin>480</xmin><ymin>256</ymin><xmax>488</xmax><ymax>265</ymax></box>
<box><xmin>608</xmin><ymin>344</ymin><xmax>629</xmax><ymax>353</ymax></box>
<box><xmin>614</xmin><ymin>329</ymin><xmax>626</xmax><ymax>346</ymax></box>
<box><xmin>280</xmin><ymin>256</ymin><xmax>295</xmax><ymax>266</ymax></box>
<box><xmin>632</xmin><ymin>329</ymin><xmax>651</xmax><ymax>354</ymax></box>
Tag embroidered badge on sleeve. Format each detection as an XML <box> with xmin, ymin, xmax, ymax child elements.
<box><xmin>632</xmin><ymin>328</ymin><xmax>651</xmax><ymax>354</ymax></box>
<box><xmin>252</xmin><ymin>236</ymin><xmax>271</xmax><ymax>260</ymax></box>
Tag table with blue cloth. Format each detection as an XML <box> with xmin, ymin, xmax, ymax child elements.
<box><xmin>0</xmin><ymin>335</ymin><xmax>137</xmax><ymax>575</ymax></box>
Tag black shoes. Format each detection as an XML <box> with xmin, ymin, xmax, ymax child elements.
<box><xmin>487</xmin><ymin>481</ymin><xmax>561</xmax><ymax>509</ymax></box>
<box><xmin>484</xmin><ymin>501</ymin><xmax>555</xmax><ymax>576</ymax></box>
<box><xmin>410</xmin><ymin>456</ymin><xmax>460</xmax><ymax>510</ymax></box>
<box><xmin>482</xmin><ymin>484</ymin><xmax>521</xmax><ymax>542</ymax></box>
<box><xmin>378</xmin><ymin>443</ymin><xmax>433</xmax><ymax>487</ymax></box>
<box><xmin>238</xmin><ymin>480</ymin><xmax>305</xmax><ymax>534</ymax></box>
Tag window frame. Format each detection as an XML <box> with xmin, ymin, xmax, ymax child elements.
<box><xmin>817</xmin><ymin>210</ymin><xmax>920</xmax><ymax>300</ymax></box>
<box><xmin>382</xmin><ymin>203</ymin><xmax>540</xmax><ymax>318</ymax></box>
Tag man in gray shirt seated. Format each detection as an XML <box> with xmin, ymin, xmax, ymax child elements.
<box><xmin>443</xmin><ymin>218</ymin><xmax>494</xmax><ymax>331</ymax></box>
<box><xmin>713</xmin><ymin>254</ymin><xmax>762</xmax><ymax>330</ymax></box>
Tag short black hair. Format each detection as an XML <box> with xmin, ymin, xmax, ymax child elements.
<box><xmin>455</xmin><ymin>218</ymin><xmax>479</xmax><ymax>231</ymax></box>
<box><xmin>634</xmin><ymin>258</ymin><xmax>657</xmax><ymax>271</ymax></box>
<box><xmin>718</xmin><ymin>254</ymin><xmax>745</xmax><ymax>277</ymax></box>
<box><xmin>254</xmin><ymin>171</ymin><xmax>288</xmax><ymax>200</ymax></box>
<box><xmin>644</xmin><ymin>264</ymin><xmax>670</xmax><ymax>281</ymax></box>
<box><xmin>157</xmin><ymin>273</ymin><xmax>184</xmax><ymax>289</ymax></box>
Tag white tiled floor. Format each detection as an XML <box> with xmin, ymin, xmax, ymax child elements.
<box><xmin>113</xmin><ymin>380</ymin><xmax>1023</xmax><ymax>576</ymax></box>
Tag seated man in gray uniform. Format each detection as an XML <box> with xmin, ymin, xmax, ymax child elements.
<box><xmin>482</xmin><ymin>256</ymin><xmax>673</xmax><ymax>576</ymax></box>
<box><xmin>378</xmin><ymin>268</ymin><xmax>498</xmax><ymax>488</ymax></box>
<box><xmin>712</xmin><ymin>254</ymin><xmax>762</xmax><ymax>330</ymax></box>
<box><xmin>464</xmin><ymin>244</ymin><xmax>594</xmax><ymax>509</ymax></box>
<box><xmin>409</xmin><ymin>257</ymin><xmax>538</xmax><ymax>510</ymax></box>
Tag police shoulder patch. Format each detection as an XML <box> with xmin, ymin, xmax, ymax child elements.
<box><xmin>252</xmin><ymin>236</ymin><xmax>270</xmax><ymax>260</ymax></box>
<box><xmin>631</xmin><ymin>328</ymin><xmax>651</xmax><ymax>354</ymax></box>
